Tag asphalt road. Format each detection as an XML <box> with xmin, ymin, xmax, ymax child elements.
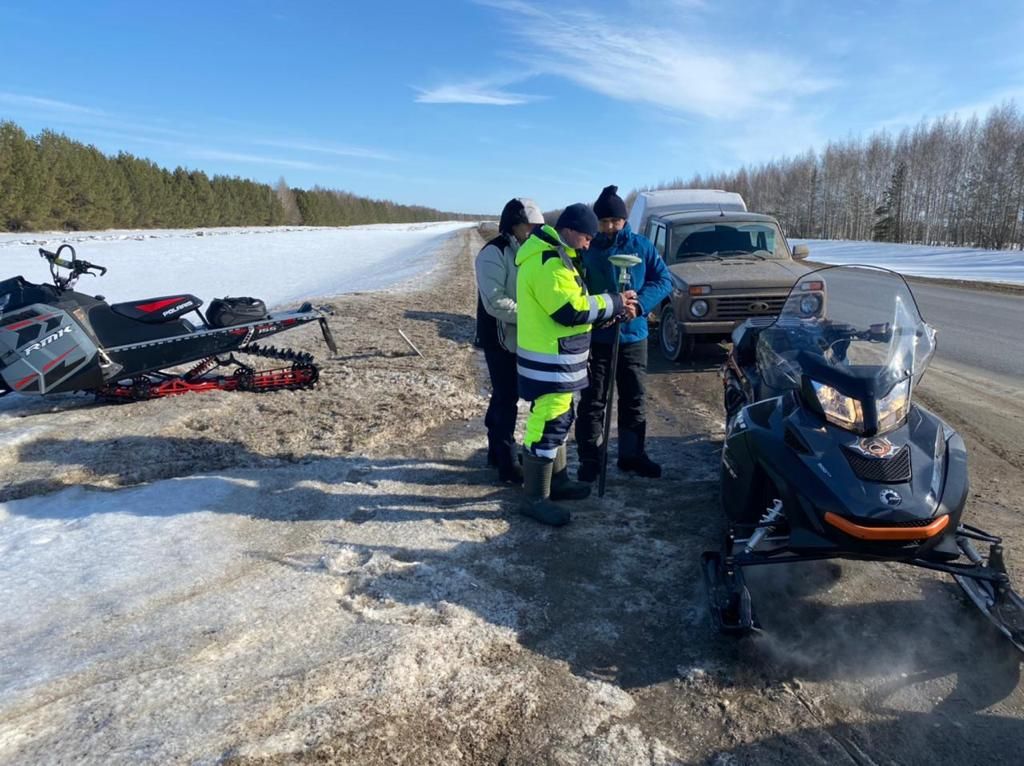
<box><xmin>809</xmin><ymin>269</ymin><xmax>1023</xmax><ymax>383</ymax></box>
<box><xmin>911</xmin><ymin>281</ymin><xmax>1024</xmax><ymax>382</ymax></box>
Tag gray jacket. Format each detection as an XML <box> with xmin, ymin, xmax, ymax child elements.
<box><xmin>475</xmin><ymin>233</ymin><xmax>520</xmax><ymax>353</ymax></box>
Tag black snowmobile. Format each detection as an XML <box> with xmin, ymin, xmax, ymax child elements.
<box><xmin>0</xmin><ymin>244</ymin><xmax>337</xmax><ymax>401</ymax></box>
<box><xmin>706</xmin><ymin>264</ymin><xmax>1024</xmax><ymax>654</ymax></box>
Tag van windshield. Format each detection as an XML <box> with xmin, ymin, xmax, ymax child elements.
<box><xmin>670</xmin><ymin>221</ymin><xmax>790</xmax><ymax>261</ymax></box>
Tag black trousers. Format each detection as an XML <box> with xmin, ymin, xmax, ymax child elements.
<box><xmin>575</xmin><ymin>338</ymin><xmax>648</xmax><ymax>462</ymax></box>
<box><xmin>483</xmin><ymin>345</ymin><xmax>519</xmax><ymax>467</ymax></box>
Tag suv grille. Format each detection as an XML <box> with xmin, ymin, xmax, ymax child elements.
<box><xmin>714</xmin><ymin>296</ymin><xmax>786</xmax><ymax>320</ymax></box>
<box><xmin>843</xmin><ymin>445</ymin><xmax>912</xmax><ymax>484</ymax></box>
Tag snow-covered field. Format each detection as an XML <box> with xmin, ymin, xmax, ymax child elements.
<box><xmin>0</xmin><ymin>222</ymin><xmax>475</xmax><ymax>307</ymax></box>
<box><xmin>792</xmin><ymin>238</ymin><xmax>1024</xmax><ymax>285</ymax></box>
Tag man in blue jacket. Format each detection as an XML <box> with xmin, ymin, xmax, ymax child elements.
<box><xmin>576</xmin><ymin>185</ymin><xmax>673</xmax><ymax>481</ymax></box>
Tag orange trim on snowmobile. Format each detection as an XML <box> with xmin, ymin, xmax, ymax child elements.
<box><xmin>824</xmin><ymin>512</ymin><xmax>949</xmax><ymax>540</ymax></box>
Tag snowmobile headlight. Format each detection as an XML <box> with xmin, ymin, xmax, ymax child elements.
<box><xmin>690</xmin><ymin>299</ymin><xmax>709</xmax><ymax>318</ymax></box>
<box><xmin>0</xmin><ymin>293</ymin><xmax>9</xmax><ymax>314</ymax></box>
<box><xmin>877</xmin><ymin>379</ymin><xmax>911</xmax><ymax>433</ymax></box>
<box><xmin>811</xmin><ymin>380</ymin><xmax>864</xmax><ymax>432</ymax></box>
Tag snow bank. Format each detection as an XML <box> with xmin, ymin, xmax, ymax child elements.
<box><xmin>0</xmin><ymin>222</ymin><xmax>476</xmax><ymax>307</ymax></box>
<box><xmin>792</xmin><ymin>238</ymin><xmax>1024</xmax><ymax>286</ymax></box>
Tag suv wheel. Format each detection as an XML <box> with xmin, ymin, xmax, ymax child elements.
<box><xmin>659</xmin><ymin>306</ymin><xmax>695</xmax><ymax>362</ymax></box>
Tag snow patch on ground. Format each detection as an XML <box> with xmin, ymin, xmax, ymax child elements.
<box><xmin>792</xmin><ymin>238</ymin><xmax>1024</xmax><ymax>285</ymax></box>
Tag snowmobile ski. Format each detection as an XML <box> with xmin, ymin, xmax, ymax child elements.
<box><xmin>701</xmin><ymin>551</ymin><xmax>759</xmax><ymax>634</ymax></box>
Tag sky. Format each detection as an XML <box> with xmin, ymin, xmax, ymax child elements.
<box><xmin>1</xmin><ymin>0</ymin><xmax>1023</xmax><ymax>215</ymax></box>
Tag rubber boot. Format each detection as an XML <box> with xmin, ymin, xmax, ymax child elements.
<box><xmin>551</xmin><ymin>444</ymin><xmax>592</xmax><ymax>501</ymax></box>
<box><xmin>617</xmin><ymin>424</ymin><xmax>661</xmax><ymax>478</ymax></box>
<box><xmin>576</xmin><ymin>441</ymin><xmax>601</xmax><ymax>483</ymax></box>
<box><xmin>577</xmin><ymin>458</ymin><xmax>600</xmax><ymax>483</ymax></box>
<box><xmin>520</xmin><ymin>453</ymin><xmax>570</xmax><ymax>527</ymax></box>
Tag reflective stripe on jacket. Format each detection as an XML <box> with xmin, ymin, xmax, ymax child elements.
<box><xmin>514</xmin><ymin>225</ymin><xmax>622</xmax><ymax>400</ymax></box>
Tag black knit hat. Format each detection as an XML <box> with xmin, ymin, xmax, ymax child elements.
<box><xmin>593</xmin><ymin>184</ymin><xmax>628</xmax><ymax>220</ymax></box>
<box><xmin>555</xmin><ymin>203</ymin><xmax>599</xmax><ymax>237</ymax></box>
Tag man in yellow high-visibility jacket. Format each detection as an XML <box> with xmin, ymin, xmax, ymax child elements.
<box><xmin>515</xmin><ymin>203</ymin><xmax>638</xmax><ymax>526</ymax></box>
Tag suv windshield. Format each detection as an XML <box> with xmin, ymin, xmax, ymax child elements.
<box><xmin>670</xmin><ymin>221</ymin><xmax>790</xmax><ymax>261</ymax></box>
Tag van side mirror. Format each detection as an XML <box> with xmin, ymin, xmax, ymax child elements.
<box><xmin>793</xmin><ymin>244</ymin><xmax>810</xmax><ymax>260</ymax></box>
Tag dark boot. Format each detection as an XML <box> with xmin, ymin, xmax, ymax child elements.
<box><xmin>618</xmin><ymin>424</ymin><xmax>661</xmax><ymax>478</ymax></box>
<box><xmin>497</xmin><ymin>453</ymin><xmax>524</xmax><ymax>484</ymax></box>
<box><xmin>575</xmin><ymin>438</ymin><xmax>601</xmax><ymax>483</ymax></box>
<box><xmin>577</xmin><ymin>458</ymin><xmax>600</xmax><ymax>483</ymax></box>
<box><xmin>618</xmin><ymin>452</ymin><xmax>662</xmax><ymax>478</ymax></box>
<box><xmin>552</xmin><ymin>446</ymin><xmax>593</xmax><ymax>499</ymax></box>
<box><xmin>521</xmin><ymin>453</ymin><xmax>570</xmax><ymax>526</ymax></box>
<box><xmin>551</xmin><ymin>444</ymin><xmax>591</xmax><ymax>500</ymax></box>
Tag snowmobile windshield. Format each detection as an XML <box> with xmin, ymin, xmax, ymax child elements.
<box><xmin>756</xmin><ymin>265</ymin><xmax>936</xmax><ymax>435</ymax></box>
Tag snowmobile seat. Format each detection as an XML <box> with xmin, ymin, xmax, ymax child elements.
<box><xmin>88</xmin><ymin>304</ymin><xmax>196</xmax><ymax>347</ymax></box>
<box><xmin>110</xmin><ymin>295</ymin><xmax>203</xmax><ymax>324</ymax></box>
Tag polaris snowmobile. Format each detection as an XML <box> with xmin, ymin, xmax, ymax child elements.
<box><xmin>0</xmin><ymin>244</ymin><xmax>337</xmax><ymax>401</ymax></box>
<box><xmin>706</xmin><ymin>264</ymin><xmax>1024</xmax><ymax>654</ymax></box>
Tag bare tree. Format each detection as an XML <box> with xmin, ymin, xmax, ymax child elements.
<box><xmin>635</xmin><ymin>101</ymin><xmax>1024</xmax><ymax>250</ymax></box>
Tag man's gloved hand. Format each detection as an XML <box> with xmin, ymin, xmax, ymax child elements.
<box><xmin>599</xmin><ymin>290</ymin><xmax>639</xmax><ymax>329</ymax></box>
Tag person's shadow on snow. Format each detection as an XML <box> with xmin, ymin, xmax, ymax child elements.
<box><xmin>4</xmin><ymin>435</ymin><xmax>506</xmax><ymax>512</ymax></box>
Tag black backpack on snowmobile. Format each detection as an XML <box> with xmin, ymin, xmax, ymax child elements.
<box><xmin>705</xmin><ymin>264</ymin><xmax>1024</xmax><ymax>655</ymax></box>
<box><xmin>0</xmin><ymin>244</ymin><xmax>336</xmax><ymax>400</ymax></box>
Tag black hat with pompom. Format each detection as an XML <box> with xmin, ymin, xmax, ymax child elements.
<box><xmin>593</xmin><ymin>184</ymin><xmax>628</xmax><ymax>220</ymax></box>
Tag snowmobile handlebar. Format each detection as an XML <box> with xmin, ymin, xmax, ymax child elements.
<box><xmin>39</xmin><ymin>245</ymin><xmax>107</xmax><ymax>279</ymax></box>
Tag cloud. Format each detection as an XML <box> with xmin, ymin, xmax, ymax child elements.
<box><xmin>874</xmin><ymin>86</ymin><xmax>1024</xmax><ymax>134</ymax></box>
<box><xmin>186</xmin><ymin>149</ymin><xmax>325</xmax><ymax>171</ymax></box>
<box><xmin>474</xmin><ymin>0</ymin><xmax>835</xmax><ymax>120</ymax></box>
<box><xmin>0</xmin><ymin>91</ymin><xmax>105</xmax><ymax>116</ymax></box>
<box><xmin>253</xmin><ymin>138</ymin><xmax>396</xmax><ymax>161</ymax></box>
<box><xmin>939</xmin><ymin>87</ymin><xmax>1024</xmax><ymax>121</ymax></box>
<box><xmin>413</xmin><ymin>82</ymin><xmax>539</xmax><ymax>106</ymax></box>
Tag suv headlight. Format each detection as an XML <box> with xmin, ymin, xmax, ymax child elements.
<box><xmin>0</xmin><ymin>293</ymin><xmax>9</xmax><ymax>314</ymax></box>
<box><xmin>876</xmin><ymin>379</ymin><xmax>911</xmax><ymax>433</ymax></box>
<box><xmin>690</xmin><ymin>299</ymin><xmax>709</xmax><ymax>318</ymax></box>
<box><xmin>799</xmin><ymin>294</ymin><xmax>821</xmax><ymax>316</ymax></box>
<box><xmin>811</xmin><ymin>381</ymin><xmax>864</xmax><ymax>432</ymax></box>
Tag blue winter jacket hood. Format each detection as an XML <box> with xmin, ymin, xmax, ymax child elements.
<box><xmin>581</xmin><ymin>224</ymin><xmax>673</xmax><ymax>345</ymax></box>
